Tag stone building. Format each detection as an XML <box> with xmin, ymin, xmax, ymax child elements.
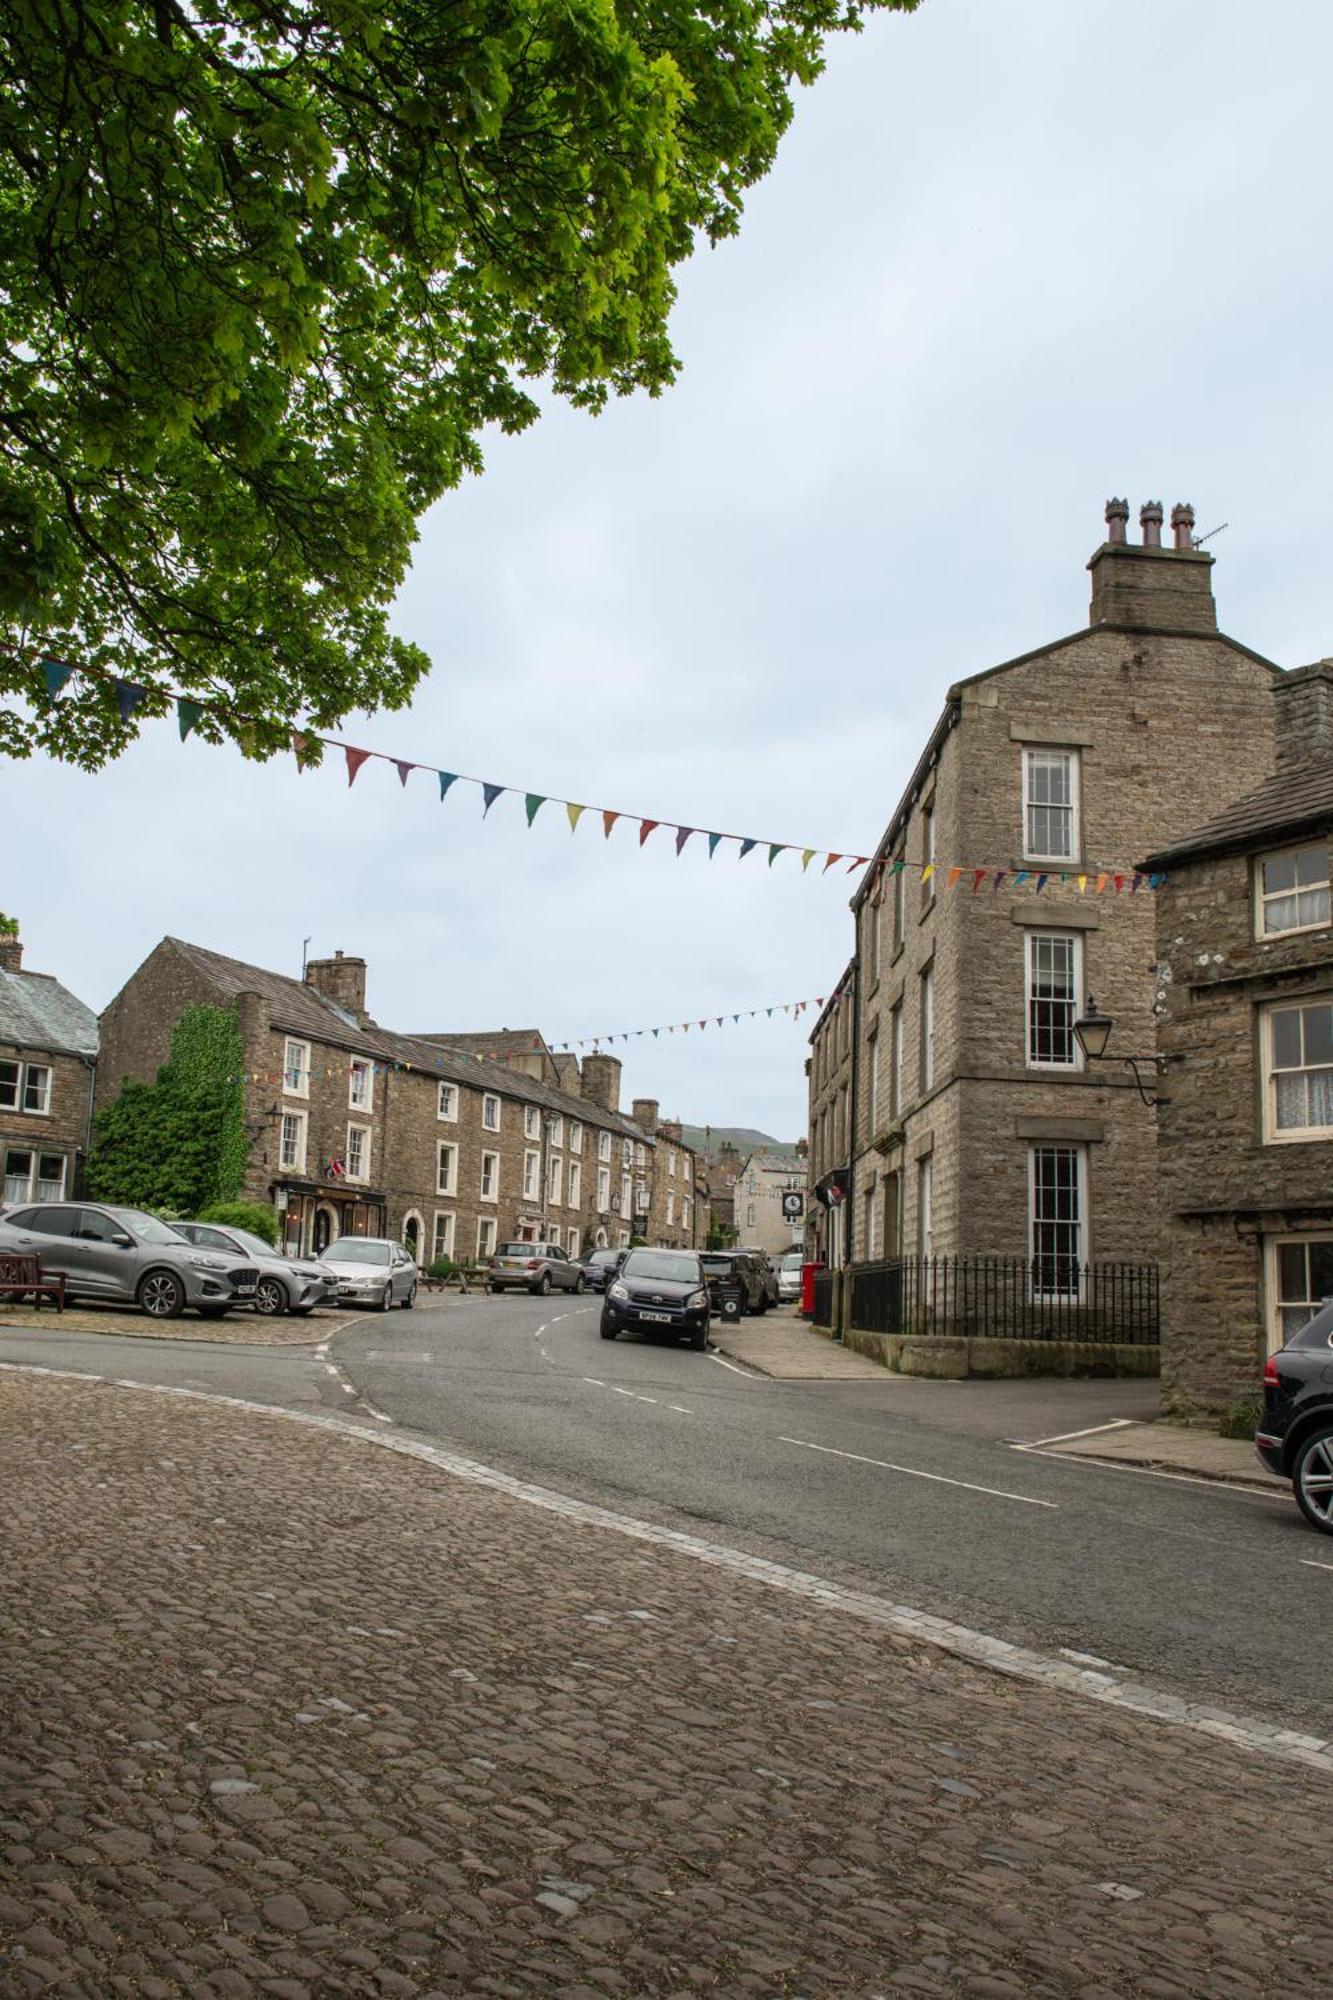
<box><xmin>1142</xmin><ymin>663</ymin><xmax>1333</xmax><ymax>1416</ymax></box>
<box><xmin>732</xmin><ymin>1150</ymin><xmax>807</xmax><ymax>1258</ymax></box>
<box><xmin>806</xmin><ymin>964</ymin><xmax>854</xmax><ymax>1264</ymax></box>
<box><xmin>96</xmin><ymin>939</ymin><xmax>701</xmax><ymax>1262</ymax></box>
<box><xmin>0</xmin><ymin>928</ymin><xmax>98</xmax><ymax>1208</ymax></box>
<box><xmin>814</xmin><ymin>501</ymin><xmax>1280</xmax><ymax>1292</ymax></box>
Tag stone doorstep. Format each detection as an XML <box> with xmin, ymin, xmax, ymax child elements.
<box><xmin>1030</xmin><ymin>1420</ymin><xmax>1286</xmax><ymax>1494</ymax></box>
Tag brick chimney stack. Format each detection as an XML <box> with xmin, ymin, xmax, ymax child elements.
<box><xmin>304</xmin><ymin>949</ymin><xmax>369</xmax><ymax>1023</ymax></box>
<box><xmin>631</xmin><ymin>1097</ymin><xmax>660</xmax><ymax>1135</ymax></box>
<box><xmin>0</xmin><ymin>933</ymin><xmax>22</xmax><ymax>974</ymax></box>
<box><xmin>1273</xmin><ymin>661</ymin><xmax>1333</xmax><ymax>772</ymax></box>
<box><xmin>1088</xmin><ymin>496</ymin><xmax>1217</xmax><ymax>633</ymax></box>
<box><xmin>580</xmin><ymin>1052</ymin><xmax>622</xmax><ymax>1113</ymax></box>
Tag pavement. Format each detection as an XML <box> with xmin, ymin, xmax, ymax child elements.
<box><xmin>710</xmin><ymin>1312</ymin><xmax>1277</xmax><ymax>1491</ymax></box>
<box><xmin>2</xmin><ymin>1366</ymin><xmax>1331</xmax><ymax>1998</ymax></box>
<box><xmin>0</xmin><ymin>1302</ymin><xmax>368</xmax><ymax>1347</ymax></box>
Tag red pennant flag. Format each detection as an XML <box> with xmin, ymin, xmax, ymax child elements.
<box><xmin>823</xmin><ymin>853</ymin><xmax>843</xmax><ymax>873</ymax></box>
<box><xmin>602</xmin><ymin>810</ymin><xmax>620</xmax><ymax>839</ymax></box>
<box><xmin>345</xmin><ymin>747</ymin><xmax>371</xmax><ymax>786</ymax></box>
<box><xmin>972</xmin><ymin>868</ymin><xmax>987</xmax><ymax>893</ymax></box>
<box><xmin>639</xmin><ymin>820</ymin><xmax>659</xmax><ymax>847</ymax></box>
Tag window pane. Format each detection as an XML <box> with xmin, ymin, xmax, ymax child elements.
<box><xmin>1262</xmin><ymin>853</ymin><xmax>1298</xmax><ymax>896</ymax></box>
<box><xmin>1275</xmin><ymin>1073</ymin><xmax>1306</xmax><ymax>1129</ymax></box>
<box><xmin>1303</xmin><ymin>1005</ymin><xmax>1333</xmax><ymax>1068</ymax></box>
<box><xmin>0</xmin><ymin>1062</ymin><xmax>18</xmax><ymax>1109</ymax></box>
<box><xmin>1308</xmin><ymin>1240</ymin><xmax>1333</xmax><ymax>1301</ymax></box>
<box><xmin>1294</xmin><ymin>846</ymin><xmax>1328</xmax><ymax>887</ymax></box>
<box><xmin>1271</xmin><ymin>1008</ymin><xmax>1302</xmax><ymax>1070</ymax></box>
<box><xmin>1278</xmin><ymin>1242</ymin><xmax>1308</xmax><ymax>1298</ymax></box>
<box><xmin>1307</xmin><ymin>1068</ymin><xmax>1333</xmax><ymax>1127</ymax></box>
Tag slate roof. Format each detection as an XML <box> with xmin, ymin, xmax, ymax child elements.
<box><xmin>158</xmin><ymin>939</ymin><xmax>651</xmax><ymax>1142</ymax></box>
<box><xmin>411</xmin><ymin>1029</ymin><xmax>550</xmax><ymax>1062</ymax></box>
<box><xmin>0</xmin><ymin>967</ymin><xmax>98</xmax><ymax>1058</ymax></box>
<box><xmin>1141</xmin><ymin>759</ymin><xmax>1333</xmax><ymax>869</ymax></box>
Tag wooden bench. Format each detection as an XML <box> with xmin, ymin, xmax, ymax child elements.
<box><xmin>0</xmin><ymin>1250</ymin><xmax>66</xmax><ymax>1312</ymax></box>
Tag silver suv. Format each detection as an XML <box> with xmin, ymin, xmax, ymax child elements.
<box><xmin>488</xmin><ymin>1242</ymin><xmax>586</xmax><ymax>1296</ymax></box>
<box><xmin>0</xmin><ymin>1202</ymin><xmax>257</xmax><ymax>1318</ymax></box>
<box><xmin>171</xmin><ymin>1220</ymin><xmax>336</xmax><ymax>1317</ymax></box>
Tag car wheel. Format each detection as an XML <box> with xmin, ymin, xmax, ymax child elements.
<box><xmin>139</xmin><ymin>1269</ymin><xmax>186</xmax><ymax>1319</ymax></box>
<box><xmin>254</xmin><ymin>1276</ymin><xmax>287</xmax><ymax>1317</ymax></box>
<box><xmin>377</xmin><ymin>1283</ymin><xmax>392</xmax><ymax>1313</ymax></box>
<box><xmin>600</xmin><ymin>1319</ymin><xmax>617</xmax><ymax>1340</ymax></box>
<box><xmin>489</xmin><ymin>1282</ymin><xmax>503</xmax><ymax>1294</ymax></box>
<box><xmin>573</xmin><ymin>1275</ymin><xmax>586</xmax><ymax>1295</ymax></box>
<box><xmin>402</xmin><ymin>1283</ymin><xmax>417</xmax><ymax>1310</ymax></box>
<box><xmin>537</xmin><ymin>1272</ymin><xmax>552</xmax><ymax>1296</ymax></box>
<box><xmin>690</xmin><ymin>1326</ymin><xmax>708</xmax><ymax>1350</ymax></box>
<box><xmin>1292</xmin><ymin>1424</ymin><xmax>1333</xmax><ymax>1535</ymax></box>
<box><xmin>757</xmin><ymin>1296</ymin><xmax>770</xmax><ymax>1314</ymax></box>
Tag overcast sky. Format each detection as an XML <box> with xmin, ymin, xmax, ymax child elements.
<box><xmin>11</xmin><ymin>0</ymin><xmax>1333</xmax><ymax>1141</ymax></box>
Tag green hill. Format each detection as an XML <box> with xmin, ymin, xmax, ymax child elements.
<box><xmin>680</xmin><ymin>1124</ymin><xmax>801</xmax><ymax>1163</ymax></box>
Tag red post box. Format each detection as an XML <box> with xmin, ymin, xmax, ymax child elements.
<box><xmin>800</xmin><ymin>1259</ymin><xmax>826</xmax><ymax>1318</ymax></box>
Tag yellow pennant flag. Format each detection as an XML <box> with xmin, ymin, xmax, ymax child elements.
<box><xmin>566</xmin><ymin>803</ymin><xmax>586</xmax><ymax>833</ymax></box>
<box><xmin>801</xmin><ymin>849</ymin><xmax>815</xmax><ymax>872</ymax></box>
<box><xmin>921</xmin><ymin>862</ymin><xmax>935</xmax><ymax>884</ymax></box>
<box><xmin>1077</xmin><ymin>873</ymin><xmax>1088</xmax><ymax>894</ymax></box>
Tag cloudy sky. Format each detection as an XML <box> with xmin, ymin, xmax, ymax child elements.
<box><xmin>11</xmin><ymin>0</ymin><xmax>1333</xmax><ymax>1141</ymax></box>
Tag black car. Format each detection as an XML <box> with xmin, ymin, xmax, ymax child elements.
<box><xmin>700</xmin><ymin>1250</ymin><xmax>767</xmax><ymax>1317</ymax></box>
<box><xmin>1256</xmin><ymin>1305</ymin><xmax>1333</xmax><ymax>1534</ymax></box>
<box><xmin>579</xmin><ymin>1246</ymin><xmax>624</xmax><ymax>1293</ymax></box>
<box><xmin>600</xmin><ymin>1248</ymin><xmax>710</xmax><ymax>1348</ymax></box>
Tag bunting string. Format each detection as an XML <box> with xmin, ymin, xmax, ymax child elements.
<box><xmin>15</xmin><ymin>647</ymin><xmax>1163</xmax><ymax>890</ymax></box>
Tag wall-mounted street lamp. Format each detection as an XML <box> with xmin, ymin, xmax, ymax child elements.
<box><xmin>1073</xmin><ymin>996</ymin><xmax>1170</xmax><ymax>1108</ymax></box>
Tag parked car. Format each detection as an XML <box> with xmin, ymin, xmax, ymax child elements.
<box><xmin>738</xmin><ymin>1248</ymin><xmax>780</xmax><ymax>1310</ymax></box>
<box><xmin>0</xmin><ymin>1202</ymin><xmax>257</xmax><ymax>1319</ymax></box>
<box><xmin>776</xmin><ymin>1250</ymin><xmax>804</xmax><ymax>1303</ymax></box>
<box><xmin>578</xmin><ymin>1246</ymin><xmax>623</xmax><ymax>1293</ymax></box>
<box><xmin>320</xmin><ymin>1236</ymin><xmax>418</xmax><ymax>1311</ymax></box>
<box><xmin>601</xmin><ymin>1248</ymin><xmax>710</xmax><ymax>1348</ymax></box>
<box><xmin>488</xmin><ymin>1242</ymin><xmax>586</xmax><ymax>1296</ymax></box>
<box><xmin>699</xmin><ymin>1251</ymin><xmax>751</xmax><ymax>1321</ymax></box>
<box><xmin>171</xmin><ymin>1221</ymin><xmax>337</xmax><ymax>1317</ymax></box>
<box><xmin>1256</xmin><ymin>1305</ymin><xmax>1333</xmax><ymax>1534</ymax></box>
<box><xmin>700</xmin><ymin>1249</ymin><xmax>767</xmax><ymax>1315</ymax></box>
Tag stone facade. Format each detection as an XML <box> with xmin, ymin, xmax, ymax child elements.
<box><xmin>1145</xmin><ymin>664</ymin><xmax>1333</xmax><ymax>1417</ymax></box>
<box><xmin>732</xmin><ymin>1151</ymin><xmax>807</xmax><ymax>1257</ymax></box>
<box><xmin>96</xmin><ymin>938</ymin><xmax>704</xmax><ymax>1263</ymax></box>
<box><xmin>806</xmin><ymin>965</ymin><xmax>854</xmax><ymax>1264</ymax></box>
<box><xmin>813</xmin><ymin>502</ymin><xmax>1281</xmax><ymax>1303</ymax></box>
<box><xmin>0</xmin><ymin>932</ymin><xmax>98</xmax><ymax>1209</ymax></box>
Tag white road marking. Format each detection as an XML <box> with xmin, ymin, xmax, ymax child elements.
<box><xmin>708</xmin><ymin>1352</ymin><xmax>753</xmax><ymax>1377</ymax></box>
<box><xmin>582</xmin><ymin>1378</ymin><xmax>606</xmax><ymax>1388</ymax></box>
<box><xmin>1010</xmin><ymin>1441</ymin><xmax>1291</xmax><ymax>1501</ymax></box>
<box><xmin>1</xmin><ymin>1360</ymin><xmax>1328</xmax><ymax>1776</ymax></box>
<box><xmin>668</xmin><ymin>1406</ymin><xmax>693</xmax><ymax>1415</ymax></box>
<box><xmin>1300</xmin><ymin>1558</ymin><xmax>1333</xmax><ymax>1571</ymax></box>
<box><xmin>1020</xmin><ymin>1418</ymin><xmax>1137</xmax><ymax>1448</ymax></box>
<box><xmin>779</xmin><ymin>1435</ymin><xmax>1058</xmax><ymax>1509</ymax></box>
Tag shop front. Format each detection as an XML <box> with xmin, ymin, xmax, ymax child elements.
<box><xmin>276</xmin><ymin>1178</ymin><xmax>387</xmax><ymax>1257</ymax></box>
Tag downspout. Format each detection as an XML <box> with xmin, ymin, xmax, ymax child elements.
<box><xmin>841</xmin><ymin>948</ymin><xmax>862</xmax><ymax>1342</ymax></box>
<box><xmin>78</xmin><ymin>1052</ymin><xmax>97</xmax><ymax>1199</ymax></box>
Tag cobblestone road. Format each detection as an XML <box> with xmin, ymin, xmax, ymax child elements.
<box><xmin>0</xmin><ymin>1305</ymin><xmax>366</xmax><ymax>1347</ymax></box>
<box><xmin>2</xmin><ymin>1373</ymin><xmax>1329</xmax><ymax>1999</ymax></box>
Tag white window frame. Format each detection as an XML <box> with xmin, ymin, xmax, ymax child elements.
<box><xmin>598</xmin><ymin>1131</ymin><xmax>612</xmax><ymax>1163</ymax></box>
<box><xmin>683</xmin><ymin>1198</ymin><xmax>692</xmax><ymax>1234</ymax></box>
<box><xmin>597</xmin><ymin>1165</ymin><xmax>611</xmax><ymax>1210</ymax></box>
<box><xmin>1</xmin><ymin>1060</ymin><xmax>53</xmax><ymax>1116</ymax></box>
<box><xmin>867</xmin><ymin>1026</ymin><xmax>880</xmax><ymax>1134</ymax></box>
<box><xmin>1028</xmin><ymin>1143</ymin><xmax>1088</xmax><ymax>1299</ymax></box>
<box><xmin>524</xmin><ymin>1105</ymin><xmax>540</xmax><ymax>1140</ymax></box>
<box><xmin>1024</xmin><ymin>931</ymin><xmax>1083</xmax><ymax>1071</ymax></box>
<box><xmin>3</xmin><ymin>1147</ymin><xmax>66</xmax><ymax>1204</ymax></box>
<box><xmin>683</xmin><ymin>1155</ymin><xmax>692</xmax><ymax>1184</ymax></box>
<box><xmin>890</xmin><ymin>1003</ymin><xmax>903</xmax><ymax>1120</ymax></box>
<box><xmin>476</xmin><ymin>1216</ymin><xmax>496</xmax><ymax>1260</ymax></box>
<box><xmin>921</xmin><ymin>966</ymin><xmax>935</xmax><ymax>1092</ymax></box>
<box><xmin>568</xmin><ymin>1160</ymin><xmax>582</xmax><ymax>1209</ymax></box>
<box><xmin>570</xmin><ymin>1122</ymin><xmax>583</xmax><ymax>1154</ymax></box>
<box><xmin>345</xmin><ymin>1123</ymin><xmax>370</xmax><ymax>1183</ymax></box>
<box><xmin>432</xmin><ymin>1210</ymin><xmax>456</xmax><ymax>1263</ymax></box>
<box><xmin>917</xmin><ymin>1155</ymin><xmax>933</xmax><ymax>1260</ymax></box>
<box><xmin>480</xmin><ymin>1150</ymin><xmax>500</xmax><ymax>1202</ymax></box>
<box><xmin>1265</xmin><ymin>1233</ymin><xmax>1333</xmax><ymax>1354</ymax></box>
<box><xmin>666</xmin><ymin>1190</ymin><xmax>675</xmax><ymax>1225</ymax></box>
<box><xmin>437</xmin><ymin>1081</ymin><xmax>457</xmax><ymax>1121</ymax></box>
<box><xmin>892</xmin><ymin>854</ymin><xmax>906</xmax><ymax>952</ymax></box>
<box><xmin>523</xmin><ymin>1149</ymin><xmax>540</xmax><ymax>1199</ymax></box>
<box><xmin>1255</xmin><ymin>842</ymin><xmax>1332</xmax><ymax>940</ymax></box>
<box><xmin>483</xmin><ymin>1093</ymin><xmax>501</xmax><ymax>1132</ymax></box>
<box><xmin>548</xmin><ymin>1156</ymin><xmax>563</xmax><ymax>1206</ymax></box>
<box><xmin>1022</xmin><ymin>747</ymin><xmax>1080</xmax><ymax>864</ymax></box>
<box><xmin>1262</xmin><ymin>998</ymin><xmax>1333</xmax><ymax>1142</ymax></box>
<box><xmin>436</xmin><ymin>1142</ymin><xmax>457</xmax><ymax>1196</ymax></box>
<box><xmin>619</xmin><ymin>1172</ymin><xmax>631</xmax><ymax>1217</ymax></box>
<box><xmin>622</xmin><ymin>1137</ymin><xmax>633</xmax><ymax>1167</ymax></box>
<box><xmin>283</xmin><ymin>1038</ymin><xmax>310</xmax><ymax>1097</ymax></box>
<box><xmin>348</xmin><ymin>1058</ymin><xmax>373</xmax><ymax>1111</ymax></box>
<box><xmin>280</xmin><ymin>1109</ymin><xmax>308</xmax><ymax>1174</ymax></box>
<box><xmin>549</xmin><ymin>1116</ymin><xmax>564</xmax><ymax>1149</ymax></box>
<box><xmin>745</xmin><ymin>1202</ymin><xmax>756</xmax><ymax>1229</ymax></box>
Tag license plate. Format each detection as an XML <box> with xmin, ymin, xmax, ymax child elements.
<box><xmin>640</xmin><ymin>1310</ymin><xmax>672</xmax><ymax>1324</ymax></box>
<box><xmin>235</xmin><ymin>1284</ymin><xmax>256</xmax><ymax>1296</ymax></box>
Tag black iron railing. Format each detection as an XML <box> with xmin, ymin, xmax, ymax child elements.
<box><xmin>811</xmin><ymin>1269</ymin><xmax>835</xmax><ymax>1326</ymax></box>
<box><xmin>848</xmin><ymin>1256</ymin><xmax>1159</xmax><ymax>1346</ymax></box>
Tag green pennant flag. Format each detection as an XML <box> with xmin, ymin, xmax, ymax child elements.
<box><xmin>768</xmin><ymin>844</ymin><xmax>784</xmax><ymax>867</ymax></box>
<box><xmin>177</xmin><ymin>698</ymin><xmax>203</xmax><ymax>741</ymax></box>
<box><xmin>438</xmin><ymin>771</ymin><xmax>458</xmax><ymax>800</ymax></box>
<box><xmin>41</xmin><ymin>658</ymin><xmax>73</xmax><ymax>698</ymax></box>
<box><xmin>525</xmin><ymin>793</ymin><xmax>546</xmax><ymax>827</ymax></box>
<box><xmin>707</xmin><ymin>833</ymin><xmax>723</xmax><ymax>859</ymax></box>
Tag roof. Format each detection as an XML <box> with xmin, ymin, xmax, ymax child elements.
<box><xmin>155</xmin><ymin>939</ymin><xmax>651</xmax><ymax>1141</ymax></box>
<box><xmin>410</xmin><ymin>1029</ymin><xmax>551</xmax><ymax>1061</ymax></box>
<box><xmin>0</xmin><ymin>967</ymin><xmax>98</xmax><ymax>1057</ymax></box>
<box><xmin>737</xmin><ymin>1151</ymin><xmax>806</xmax><ymax>1178</ymax></box>
<box><xmin>1141</xmin><ymin>759</ymin><xmax>1333</xmax><ymax>869</ymax></box>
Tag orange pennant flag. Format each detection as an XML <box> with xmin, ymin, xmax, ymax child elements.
<box><xmin>602</xmin><ymin>810</ymin><xmax>620</xmax><ymax>839</ymax></box>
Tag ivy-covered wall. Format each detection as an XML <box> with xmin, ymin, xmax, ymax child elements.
<box><xmin>88</xmin><ymin>1004</ymin><xmax>248</xmax><ymax>1216</ymax></box>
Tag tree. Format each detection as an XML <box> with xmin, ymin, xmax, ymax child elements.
<box><xmin>88</xmin><ymin>1003</ymin><xmax>248</xmax><ymax>1213</ymax></box>
<box><xmin>1</xmin><ymin>0</ymin><xmax>913</xmax><ymax>768</ymax></box>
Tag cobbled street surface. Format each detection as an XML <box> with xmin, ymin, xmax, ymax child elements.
<box><xmin>2</xmin><ymin>1375</ymin><xmax>1330</xmax><ymax>2000</ymax></box>
<box><xmin>0</xmin><ymin>1306</ymin><xmax>365</xmax><ymax>1348</ymax></box>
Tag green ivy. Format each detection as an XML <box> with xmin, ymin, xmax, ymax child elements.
<box><xmin>89</xmin><ymin>1005</ymin><xmax>247</xmax><ymax>1215</ymax></box>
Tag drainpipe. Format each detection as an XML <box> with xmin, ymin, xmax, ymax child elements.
<box><xmin>78</xmin><ymin>1052</ymin><xmax>97</xmax><ymax>1199</ymax></box>
<box><xmin>841</xmin><ymin>951</ymin><xmax>862</xmax><ymax>1342</ymax></box>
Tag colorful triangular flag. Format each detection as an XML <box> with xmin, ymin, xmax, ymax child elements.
<box><xmin>114</xmin><ymin>680</ymin><xmax>148</xmax><ymax>724</ymax></box>
<box><xmin>395</xmin><ymin>760</ymin><xmax>414</xmax><ymax>787</ymax></box>
<box><xmin>638</xmin><ymin>820</ymin><xmax>659</xmax><ymax>847</ymax></box>
<box><xmin>482</xmin><ymin>783</ymin><xmax>504</xmax><ymax>814</ymax></box>
<box><xmin>675</xmin><ymin>827</ymin><xmax>694</xmax><ymax>855</ymax></box>
<box><xmin>801</xmin><ymin>849</ymin><xmax>815</xmax><ymax>872</ymax></box>
<box><xmin>345</xmin><ymin>747</ymin><xmax>371</xmax><ymax>785</ymax></box>
<box><xmin>41</xmin><ymin>658</ymin><xmax>73</xmax><ymax>698</ymax></box>
<box><xmin>524</xmin><ymin>793</ymin><xmax>546</xmax><ymax>826</ymax></box>
<box><xmin>768</xmin><ymin>844</ymin><xmax>784</xmax><ymax>867</ymax></box>
<box><xmin>438</xmin><ymin>771</ymin><xmax>458</xmax><ymax>800</ymax></box>
<box><xmin>707</xmin><ymin>832</ymin><xmax>723</xmax><ymax>859</ymax></box>
<box><xmin>603</xmin><ymin>810</ymin><xmax>619</xmax><ymax>839</ymax></box>
<box><xmin>823</xmin><ymin>854</ymin><xmax>843</xmax><ymax>873</ymax></box>
<box><xmin>739</xmin><ymin>838</ymin><xmax>758</xmax><ymax>860</ymax></box>
<box><xmin>567</xmin><ymin>803</ymin><xmax>586</xmax><ymax>832</ymax></box>
<box><xmin>177</xmin><ymin>698</ymin><xmax>203</xmax><ymax>742</ymax></box>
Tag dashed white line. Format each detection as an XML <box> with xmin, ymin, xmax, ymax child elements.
<box><xmin>667</xmin><ymin>1406</ymin><xmax>693</xmax><ymax>1415</ymax></box>
<box><xmin>1020</xmin><ymin>1418</ymin><xmax>1137</xmax><ymax>1449</ymax></box>
<box><xmin>1300</xmin><ymin>1557</ymin><xmax>1333</xmax><ymax>1571</ymax></box>
<box><xmin>779</xmin><ymin>1436</ymin><xmax>1058</xmax><ymax>1509</ymax></box>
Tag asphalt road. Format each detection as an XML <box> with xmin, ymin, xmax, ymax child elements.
<box><xmin>4</xmin><ymin>1297</ymin><xmax>1327</xmax><ymax>1735</ymax></box>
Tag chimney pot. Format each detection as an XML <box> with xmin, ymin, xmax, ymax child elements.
<box><xmin>1171</xmin><ymin>502</ymin><xmax>1195</xmax><ymax>552</ymax></box>
<box><xmin>1104</xmin><ymin>498</ymin><xmax>1129</xmax><ymax>544</ymax></box>
<box><xmin>1140</xmin><ymin>501</ymin><xmax>1164</xmax><ymax>548</ymax></box>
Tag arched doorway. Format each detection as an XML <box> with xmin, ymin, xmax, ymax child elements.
<box><xmin>313</xmin><ymin>1204</ymin><xmax>337</xmax><ymax>1255</ymax></box>
<box><xmin>402</xmin><ymin>1212</ymin><xmax>422</xmax><ymax>1262</ymax></box>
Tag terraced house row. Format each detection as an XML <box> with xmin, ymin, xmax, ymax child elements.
<box><xmin>78</xmin><ymin>938</ymin><xmax>704</xmax><ymax>1263</ymax></box>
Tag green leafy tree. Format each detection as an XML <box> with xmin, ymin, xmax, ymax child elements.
<box><xmin>197</xmin><ymin>1199</ymin><xmax>280</xmax><ymax>1245</ymax></box>
<box><xmin>2</xmin><ymin>0</ymin><xmax>914</xmax><ymax>768</ymax></box>
<box><xmin>88</xmin><ymin>1004</ymin><xmax>248</xmax><ymax>1213</ymax></box>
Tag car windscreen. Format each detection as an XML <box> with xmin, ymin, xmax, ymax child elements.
<box><xmin>121</xmin><ymin>1212</ymin><xmax>190</xmax><ymax>1245</ymax></box>
<box><xmin>587</xmin><ymin>1250</ymin><xmax>618</xmax><ymax>1264</ymax></box>
<box><xmin>326</xmin><ymin>1239</ymin><xmax>390</xmax><ymax>1265</ymax></box>
<box><xmin>779</xmin><ymin>1252</ymin><xmax>804</xmax><ymax>1270</ymax></box>
<box><xmin>700</xmin><ymin>1255</ymin><xmax>737</xmax><ymax>1272</ymax></box>
<box><xmin>622</xmin><ymin>1252</ymin><xmax>700</xmax><ymax>1283</ymax></box>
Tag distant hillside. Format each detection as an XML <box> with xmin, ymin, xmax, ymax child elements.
<box><xmin>680</xmin><ymin>1124</ymin><xmax>801</xmax><ymax>1163</ymax></box>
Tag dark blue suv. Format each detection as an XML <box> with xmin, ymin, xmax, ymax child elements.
<box><xmin>1256</xmin><ymin>1302</ymin><xmax>1333</xmax><ymax>1535</ymax></box>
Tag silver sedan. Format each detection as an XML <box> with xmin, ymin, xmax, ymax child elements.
<box><xmin>320</xmin><ymin>1237</ymin><xmax>419</xmax><ymax>1311</ymax></box>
